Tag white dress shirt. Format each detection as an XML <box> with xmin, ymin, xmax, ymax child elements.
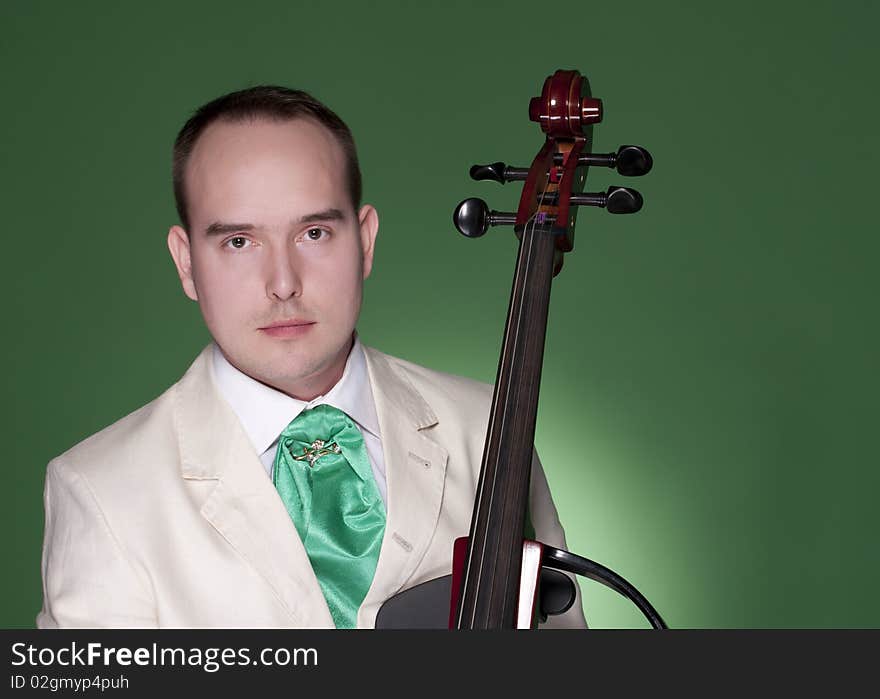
<box><xmin>211</xmin><ymin>335</ymin><xmax>388</xmax><ymax>504</ymax></box>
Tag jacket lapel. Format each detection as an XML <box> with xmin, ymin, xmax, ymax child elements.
<box><xmin>173</xmin><ymin>346</ymin><xmax>334</xmax><ymax>628</ymax></box>
<box><xmin>359</xmin><ymin>347</ymin><xmax>449</xmax><ymax>627</ymax></box>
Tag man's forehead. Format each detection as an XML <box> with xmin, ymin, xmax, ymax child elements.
<box><xmin>190</xmin><ymin>116</ymin><xmax>342</xmax><ymax>167</ymax></box>
<box><xmin>184</xmin><ymin>116</ymin><xmax>349</xmax><ymax>226</ymax></box>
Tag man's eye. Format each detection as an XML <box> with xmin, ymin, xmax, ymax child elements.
<box><xmin>304</xmin><ymin>228</ymin><xmax>329</xmax><ymax>242</ymax></box>
<box><xmin>224</xmin><ymin>236</ymin><xmax>251</xmax><ymax>250</ymax></box>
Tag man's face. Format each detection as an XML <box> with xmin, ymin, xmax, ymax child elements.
<box><xmin>167</xmin><ymin>117</ymin><xmax>378</xmax><ymax>400</ymax></box>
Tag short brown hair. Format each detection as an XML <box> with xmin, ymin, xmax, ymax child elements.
<box><xmin>172</xmin><ymin>85</ymin><xmax>362</xmax><ymax>231</ymax></box>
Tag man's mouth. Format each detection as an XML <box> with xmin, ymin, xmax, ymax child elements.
<box><xmin>260</xmin><ymin>319</ymin><xmax>314</xmax><ymax>329</ymax></box>
<box><xmin>259</xmin><ymin>320</ymin><xmax>316</xmax><ymax>337</ymax></box>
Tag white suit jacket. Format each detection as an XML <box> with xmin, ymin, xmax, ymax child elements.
<box><xmin>37</xmin><ymin>345</ymin><xmax>586</xmax><ymax>628</ymax></box>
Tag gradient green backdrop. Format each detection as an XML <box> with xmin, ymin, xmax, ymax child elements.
<box><xmin>3</xmin><ymin>0</ymin><xmax>877</xmax><ymax>628</ymax></box>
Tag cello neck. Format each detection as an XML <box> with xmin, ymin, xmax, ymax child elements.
<box><xmin>455</xmin><ymin>222</ymin><xmax>557</xmax><ymax>629</ymax></box>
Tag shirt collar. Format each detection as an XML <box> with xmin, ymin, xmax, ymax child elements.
<box><xmin>211</xmin><ymin>334</ymin><xmax>381</xmax><ymax>456</ymax></box>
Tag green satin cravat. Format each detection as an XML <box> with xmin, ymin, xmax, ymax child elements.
<box><xmin>272</xmin><ymin>403</ymin><xmax>385</xmax><ymax>628</ymax></box>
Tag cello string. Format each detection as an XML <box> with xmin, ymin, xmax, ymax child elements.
<box><xmin>466</xmin><ymin>143</ymin><xmax>556</xmax><ymax>626</ymax></box>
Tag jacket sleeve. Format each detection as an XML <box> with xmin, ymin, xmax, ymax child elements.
<box><xmin>529</xmin><ymin>450</ymin><xmax>589</xmax><ymax>629</ymax></box>
<box><xmin>36</xmin><ymin>458</ymin><xmax>156</xmax><ymax>628</ymax></box>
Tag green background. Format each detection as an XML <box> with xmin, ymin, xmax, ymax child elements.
<box><xmin>2</xmin><ymin>0</ymin><xmax>877</xmax><ymax>628</ymax></box>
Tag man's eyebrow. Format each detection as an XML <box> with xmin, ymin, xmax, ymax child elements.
<box><xmin>299</xmin><ymin>208</ymin><xmax>346</xmax><ymax>224</ymax></box>
<box><xmin>204</xmin><ymin>222</ymin><xmax>256</xmax><ymax>237</ymax></box>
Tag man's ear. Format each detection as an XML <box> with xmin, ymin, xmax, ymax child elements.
<box><xmin>167</xmin><ymin>225</ymin><xmax>199</xmax><ymax>301</ymax></box>
<box><xmin>357</xmin><ymin>204</ymin><xmax>379</xmax><ymax>279</ymax></box>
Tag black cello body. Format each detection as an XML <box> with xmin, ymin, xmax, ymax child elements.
<box><xmin>377</xmin><ymin>70</ymin><xmax>666</xmax><ymax>630</ymax></box>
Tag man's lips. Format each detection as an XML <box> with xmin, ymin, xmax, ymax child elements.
<box><xmin>259</xmin><ymin>320</ymin><xmax>315</xmax><ymax>329</ymax></box>
<box><xmin>259</xmin><ymin>320</ymin><xmax>316</xmax><ymax>338</ymax></box>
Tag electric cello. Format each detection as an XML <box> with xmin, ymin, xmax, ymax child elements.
<box><xmin>377</xmin><ymin>69</ymin><xmax>666</xmax><ymax>629</ymax></box>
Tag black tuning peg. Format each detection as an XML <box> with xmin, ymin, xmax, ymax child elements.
<box><xmin>473</xmin><ymin>146</ymin><xmax>652</xmax><ymax>185</ymax></box>
<box><xmin>614</xmin><ymin>145</ymin><xmax>653</xmax><ymax>176</ymax></box>
<box><xmin>469</xmin><ymin>162</ymin><xmax>529</xmax><ymax>184</ymax></box>
<box><xmin>570</xmin><ymin>186</ymin><xmax>643</xmax><ymax>214</ymax></box>
<box><xmin>605</xmin><ymin>186</ymin><xmax>643</xmax><ymax>213</ymax></box>
<box><xmin>536</xmin><ymin>186</ymin><xmax>643</xmax><ymax>213</ymax></box>
<box><xmin>453</xmin><ymin>198</ymin><xmax>517</xmax><ymax>238</ymax></box>
<box><xmin>570</xmin><ymin>145</ymin><xmax>653</xmax><ymax>176</ymax></box>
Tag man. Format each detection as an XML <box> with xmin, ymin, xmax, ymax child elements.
<box><xmin>36</xmin><ymin>86</ymin><xmax>586</xmax><ymax>628</ymax></box>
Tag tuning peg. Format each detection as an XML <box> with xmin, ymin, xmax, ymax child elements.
<box><xmin>536</xmin><ymin>186</ymin><xmax>643</xmax><ymax>214</ymax></box>
<box><xmin>570</xmin><ymin>145</ymin><xmax>653</xmax><ymax>176</ymax></box>
<box><xmin>605</xmin><ymin>186</ymin><xmax>643</xmax><ymax>213</ymax></box>
<box><xmin>474</xmin><ymin>146</ymin><xmax>652</xmax><ymax>186</ymax></box>
<box><xmin>564</xmin><ymin>186</ymin><xmax>643</xmax><ymax>214</ymax></box>
<box><xmin>453</xmin><ymin>198</ymin><xmax>517</xmax><ymax>238</ymax></box>
<box><xmin>614</xmin><ymin>145</ymin><xmax>653</xmax><ymax>176</ymax></box>
<box><xmin>469</xmin><ymin>162</ymin><xmax>529</xmax><ymax>184</ymax></box>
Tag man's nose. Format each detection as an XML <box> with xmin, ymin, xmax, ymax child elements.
<box><xmin>264</xmin><ymin>248</ymin><xmax>303</xmax><ymax>301</ymax></box>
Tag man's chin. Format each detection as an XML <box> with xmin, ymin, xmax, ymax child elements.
<box><xmin>254</xmin><ymin>352</ymin><xmax>342</xmax><ymax>399</ymax></box>
<box><xmin>221</xmin><ymin>330</ymin><xmax>352</xmax><ymax>398</ymax></box>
